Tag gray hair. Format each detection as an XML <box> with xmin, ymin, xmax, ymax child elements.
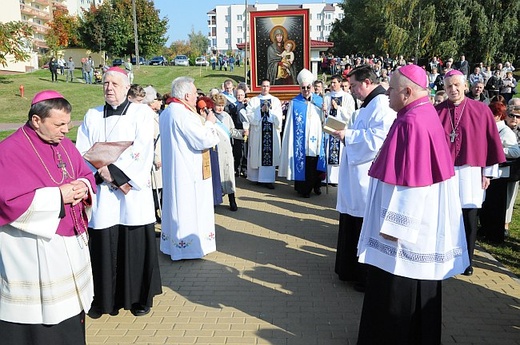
<box><xmin>102</xmin><ymin>70</ymin><xmax>130</xmax><ymax>87</ymax></box>
<box><xmin>171</xmin><ymin>76</ymin><xmax>195</xmax><ymax>99</ymax></box>
<box><xmin>143</xmin><ymin>86</ymin><xmax>157</xmax><ymax>104</ymax></box>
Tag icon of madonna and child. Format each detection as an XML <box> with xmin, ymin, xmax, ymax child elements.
<box><xmin>266</xmin><ymin>25</ymin><xmax>298</xmax><ymax>86</ymax></box>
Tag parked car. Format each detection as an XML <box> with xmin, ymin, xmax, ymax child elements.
<box><xmin>174</xmin><ymin>55</ymin><xmax>189</xmax><ymax>66</ymax></box>
<box><xmin>149</xmin><ymin>56</ymin><xmax>166</xmax><ymax>66</ymax></box>
<box><xmin>195</xmin><ymin>56</ymin><xmax>209</xmax><ymax>66</ymax></box>
<box><xmin>112</xmin><ymin>58</ymin><xmax>123</xmax><ymax>66</ymax></box>
<box><xmin>131</xmin><ymin>56</ymin><xmax>145</xmax><ymax>65</ymax></box>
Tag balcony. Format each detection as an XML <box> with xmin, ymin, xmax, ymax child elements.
<box><xmin>31</xmin><ymin>0</ymin><xmax>51</xmax><ymax>6</ymax></box>
<box><xmin>23</xmin><ymin>20</ymin><xmax>50</xmax><ymax>35</ymax></box>
<box><xmin>20</xmin><ymin>4</ymin><xmax>51</xmax><ymax>20</ymax></box>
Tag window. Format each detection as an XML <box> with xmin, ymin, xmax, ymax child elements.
<box><xmin>237</xmin><ymin>14</ymin><xmax>242</xmax><ymax>21</ymax></box>
<box><xmin>327</xmin><ymin>14</ymin><xmax>332</xmax><ymax>20</ymax></box>
<box><xmin>237</xmin><ymin>26</ymin><xmax>243</xmax><ymax>33</ymax></box>
<box><xmin>317</xmin><ymin>13</ymin><xmax>322</xmax><ymax>20</ymax></box>
<box><xmin>225</xmin><ymin>38</ymin><xmax>229</xmax><ymax>44</ymax></box>
<box><xmin>225</xmin><ymin>15</ymin><xmax>229</xmax><ymax>22</ymax></box>
<box><xmin>237</xmin><ymin>38</ymin><xmax>242</xmax><ymax>44</ymax></box>
<box><xmin>317</xmin><ymin>25</ymin><xmax>322</xmax><ymax>31</ymax></box>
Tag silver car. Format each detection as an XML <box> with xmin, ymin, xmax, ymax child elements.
<box><xmin>174</xmin><ymin>55</ymin><xmax>189</xmax><ymax>66</ymax></box>
<box><xmin>195</xmin><ymin>57</ymin><xmax>209</xmax><ymax>66</ymax></box>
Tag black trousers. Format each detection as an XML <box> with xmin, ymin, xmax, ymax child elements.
<box><xmin>89</xmin><ymin>224</ymin><xmax>162</xmax><ymax>314</ymax></box>
<box><xmin>462</xmin><ymin>208</ymin><xmax>479</xmax><ymax>265</ymax></box>
<box><xmin>294</xmin><ymin>156</ymin><xmax>322</xmax><ymax>195</ymax></box>
<box><xmin>479</xmin><ymin>177</ymin><xmax>508</xmax><ymax>243</ymax></box>
<box><xmin>357</xmin><ymin>266</ymin><xmax>442</xmax><ymax>345</ymax></box>
<box><xmin>0</xmin><ymin>312</ymin><xmax>86</xmax><ymax>345</ymax></box>
<box><xmin>335</xmin><ymin>213</ymin><xmax>366</xmax><ymax>283</ymax></box>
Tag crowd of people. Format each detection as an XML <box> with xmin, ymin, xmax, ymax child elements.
<box><xmin>1</xmin><ymin>53</ymin><xmax>518</xmax><ymax>344</ymax></box>
<box><xmin>46</xmin><ymin>55</ymin><xmax>105</xmax><ymax>84</ymax></box>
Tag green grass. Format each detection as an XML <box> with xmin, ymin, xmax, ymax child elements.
<box><xmin>0</xmin><ymin>65</ymin><xmax>247</xmax><ymax>124</ymax></box>
<box><xmin>1</xmin><ymin>65</ymin><xmax>519</xmax><ymax>278</ymax></box>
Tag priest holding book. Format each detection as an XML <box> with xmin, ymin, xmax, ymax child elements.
<box><xmin>279</xmin><ymin>69</ymin><xmax>326</xmax><ymax>197</ymax></box>
<box><xmin>76</xmin><ymin>67</ymin><xmax>162</xmax><ymax>319</ymax></box>
<box><xmin>333</xmin><ymin>64</ymin><xmax>396</xmax><ymax>290</ymax></box>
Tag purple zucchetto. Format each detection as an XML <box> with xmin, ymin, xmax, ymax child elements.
<box><xmin>398</xmin><ymin>65</ymin><xmax>428</xmax><ymax>89</ymax></box>
<box><xmin>106</xmin><ymin>66</ymin><xmax>128</xmax><ymax>76</ymax></box>
<box><xmin>444</xmin><ymin>69</ymin><xmax>464</xmax><ymax>78</ymax></box>
<box><xmin>31</xmin><ymin>90</ymin><xmax>65</xmax><ymax>105</ymax></box>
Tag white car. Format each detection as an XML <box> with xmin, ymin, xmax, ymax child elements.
<box><xmin>195</xmin><ymin>57</ymin><xmax>209</xmax><ymax>66</ymax></box>
<box><xmin>174</xmin><ymin>55</ymin><xmax>189</xmax><ymax>66</ymax></box>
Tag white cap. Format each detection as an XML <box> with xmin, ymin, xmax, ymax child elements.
<box><xmin>297</xmin><ymin>68</ymin><xmax>315</xmax><ymax>85</ymax></box>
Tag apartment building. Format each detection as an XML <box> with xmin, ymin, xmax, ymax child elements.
<box><xmin>207</xmin><ymin>2</ymin><xmax>343</xmax><ymax>54</ymax></box>
<box><xmin>1</xmin><ymin>0</ymin><xmax>103</xmax><ymax>72</ymax></box>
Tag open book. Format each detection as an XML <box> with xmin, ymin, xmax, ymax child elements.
<box><xmin>323</xmin><ymin>116</ymin><xmax>347</xmax><ymax>135</ymax></box>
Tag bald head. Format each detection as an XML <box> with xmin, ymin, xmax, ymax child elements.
<box><xmin>386</xmin><ymin>70</ymin><xmax>429</xmax><ymax>112</ymax></box>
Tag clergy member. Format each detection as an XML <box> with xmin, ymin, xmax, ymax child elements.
<box><xmin>279</xmin><ymin>68</ymin><xmax>326</xmax><ymax>198</ymax></box>
<box><xmin>357</xmin><ymin>64</ymin><xmax>469</xmax><ymax>345</ymax></box>
<box><xmin>322</xmin><ymin>74</ymin><xmax>355</xmax><ymax>185</ymax></box>
<box><xmin>160</xmin><ymin>76</ymin><xmax>220</xmax><ymax>260</ymax></box>
<box><xmin>436</xmin><ymin>69</ymin><xmax>505</xmax><ymax>276</ymax></box>
<box><xmin>333</xmin><ymin>64</ymin><xmax>396</xmax><ymax>290</ymax></box>
<box><xmin>244</xmin><ymin>79</ymin><xmax>283</xmax><ymax>189</ymax></box>
<box><xmin>76</xmin><ymin>67</ymin><xmax>162</xmax><ymax>318</ymax></box>
<box><xmin>0</xmin><ymin>90</ymin><xmax>96</xmax><ymax>344</ymax></box>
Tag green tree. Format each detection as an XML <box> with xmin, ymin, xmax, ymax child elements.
<box><xmin>188</xmin><ymin>29</ymin><xmax>209</xmax><ymax>57</ymax></box>
<box><xmin>77</xmin><ymin>0</ymin><xmax>167</xmax><ymax>58</ymax></box>
<box><xmin>0</xmin><ymin>21</ymin><xmax>33</xmax><ymax>67</ymax></box>
<box><xmin>330</xmin><ymin>0</ymin><xmax>520</xmax><ymax>65</ymax></box>
<box><xmin>45</xmin><ymin>9</ymin><xmax>80</xmax><ymax>55</ymax></box>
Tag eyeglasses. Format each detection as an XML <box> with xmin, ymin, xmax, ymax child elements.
<box><xmin>508</xmin><ymin>114</ymin><xmax>520</xmax><ymax>119</ymax></box>
<box><xmin>301</xmin><ymin>85</ymin><xmax>311</xmax><ymax>90</ymax></box>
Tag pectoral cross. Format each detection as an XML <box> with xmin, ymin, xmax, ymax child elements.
<box><xmin>57</xmin><ymin>152</ymin><xmax>71</xmax><ymax>179</ymax></box>
<box><xmin>310</xmin><ymin>136</ymin><xmax>317</xmax><ymax>143</ymax></box>
<box><xmin>450</xmin><ymin>130</ymin><xmax>457</xmax><ymax>143</ymax></box>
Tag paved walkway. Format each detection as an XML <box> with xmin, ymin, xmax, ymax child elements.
<box><xmin>85</xmin><ymin>177</ymin><xmax>520</xmax><ymax>345</ymax></box>
<box><xmin>0</xmin><ymin>121</ymin><xmax>83</xmax><ymax>132</ymax></box>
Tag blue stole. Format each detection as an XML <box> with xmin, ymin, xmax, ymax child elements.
<box><xmin>291</xmin><ymin>94</ymin><xmax>326</xmax><ymax>180</ymax></box>
<box><xmin>223</xmin><ymin>92</ymin><xmax>237</xmax><ymax>105</ymax></box>
<box><xmin>215</xmin><ymin>114</ymin><xmax>231</xmax><ymax>138</ymax></box>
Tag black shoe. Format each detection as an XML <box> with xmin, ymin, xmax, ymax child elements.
<box><xmin>87</xmin><ymin>307</ymin><xmax>102</xmax><ymax>319</ymax></box>
<box><xmin>109</xmin><ymin>308</ymin><xmax>120</xmax><ymax>316</ymax></box>
<box><xmin>131</xmin><ymin>305</ymin><xmax>151</xmax><ymax>317</ymax></box>
<box><xmin>229</xmin><ymin>200</ymin><xmax>238</xmax><ymax>211</ymax></box>
<box><xmin>314</xmin><ymin>187</ymin><xmax>322</xmax><ymax>195</ymax></box>
<box><xmin>463</xmin><ymin>266</ymin><xmax>473</xmax><ymax>276</ymax></box>
<box><xmin>265</xmin><ymin>183</ymin><xmax>275</xmax><ymax>189</ymax></box>
<box><xmin>353</xmin><ymin>282</ymin><xmax>366</xmax><ymax>292</ymax></box>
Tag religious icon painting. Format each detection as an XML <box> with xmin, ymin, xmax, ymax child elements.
<box><xmin>250</xmin><ymin>9</ymin><xmax>310</xmax><ymax>93</ymax></box>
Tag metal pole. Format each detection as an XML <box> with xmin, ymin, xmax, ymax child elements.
<box><xmin>244</xmin><ymin>0</ymin><xmax>248</xmax><ymax>86</ymax></box>
<box><xmin>132</xmin><ymin>0</ymin><xmax>140</xmax><ymax>70</ymax></box>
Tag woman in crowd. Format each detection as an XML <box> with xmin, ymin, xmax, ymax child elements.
<box><xmin>479</xmin><ymin>101</ymin><xmax>520</xmax><ymax>243</ymax></box>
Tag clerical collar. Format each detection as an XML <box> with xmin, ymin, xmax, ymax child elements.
<box><xmin>104</xmin><ymin>99</ymin><xmax>131</xmax><ymax>118</ymax></box>
<box><xmin>360</xmin><ymin>85</ymin><xmax>386</xmax><ymax>108</ymax></box>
